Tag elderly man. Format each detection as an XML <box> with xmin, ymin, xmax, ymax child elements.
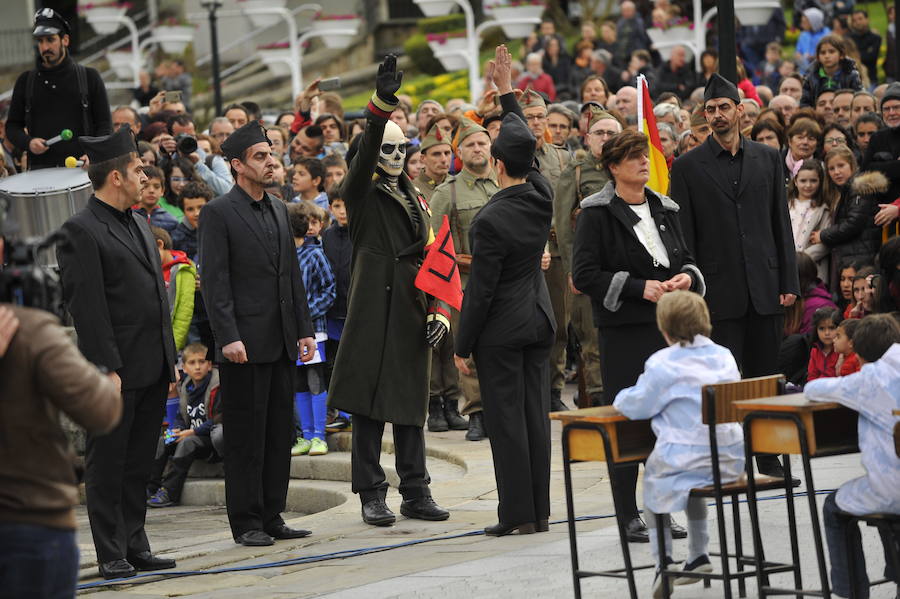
<box><xmin>778</xmin><ymin>74</ymin><xmax>803</xmax><ymax>102</ymax></box>
<box><xmin>209</xmin><ymin>117</ymin><xmax>234</xmax><ymax>145</ymax></box>
<box><xmin>851</xmin><ymin>90</ymin><xmax>877</xmax><ymax>125</ymax></box>
<box><xmin>516</xmin><ymin>53</ymin><xmax>557</xmax><ymax>101</ymax></box>
<box><xmin>832</xmin><ymin>89</ymin><xmax>854</xmax><ymax>128</ymax></box>
<box><xmin>770</xmin><ymin>94</ymin><xmax>798</xmax><ymax>122</ymax></box>
<box><xmin>547</xmin><ymin>103</ymin><xmax>577</xmax><ymax>148</ymax></box>
<box><xmin>615</xmin><ymin>85</ymin><xmax>638</xmax><ymax>118</ymax></box>
<box><xmin>658</xmin><ymin>122</ymin><xmax>677</xmax><ymax>164</ymax></box>
<box><xmin>654</xmin><ymin>102</ymin><xmax>686</xmax><ymax>134</ymax></box>
<box><xmin>414</xmin><ymin>99</ymin><xmax>443</xmax><ymax>142</ymax></box>
<box><xmin>656</xmin><ymin>46</ymin><xmax>696</xmax><ymax>101</ymax></box>
<box><xmin>740</xmin><ymin>98</ymin><xmax>761</xmax><ymax>130</ymax></box>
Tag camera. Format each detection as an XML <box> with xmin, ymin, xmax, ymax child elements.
<box><xmin>0</xmin><ymin>229</ymin><xmax>66</xmax><ymax>319</ymax></box>
<box><xmin>176</xmin><ymin>133</ymin><xmax>198</xmax><ymax>155</ymax></box>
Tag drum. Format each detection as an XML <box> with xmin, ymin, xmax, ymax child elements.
<box><xmin>0</xmin><ymin>167</ymin><xmax>93</xmax><ymax>242</ymax></box>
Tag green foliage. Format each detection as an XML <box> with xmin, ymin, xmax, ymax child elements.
<box><xmin>419</xmin><ymin>14</ymin><xmax>467</xmax><ymax>34</ymax></box>
<box><xmin>404</xmin><ymin>33</ymin><xmax>445</xmax><ymax>76</ymax></box>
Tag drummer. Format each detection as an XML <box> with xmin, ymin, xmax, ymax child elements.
<box><xmin>6</xmin><ymin>9</ymin><xmax>111</xmax><ymax>170</ymax></box>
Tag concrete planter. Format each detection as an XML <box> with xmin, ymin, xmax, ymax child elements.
<box><xmin>427</xmin><ymin>35</ymin><xmax>468</xmax><ymax>71</ymax></box>
<box><xmin>258</xmin><ymin>48</ymin><xmax>293</xmax><ymax>77</ymax></box>
<box><xmin>106</xmin><ymin>50</ymin><xmax>137</xmax><ymax>79</ymax></box>
<box><xmin>647</xmin><ymin>25</ymin><xmax>692</xmax><ymax>61</ymax></box>
<box><xmin>152</xmin><ymin>25</ymin><xmax>194</xmax><ymax>54</ymax></box>
<box><xmin>312</xmin><ymin>18</ymin><xmax>360</xmax><ymax>49</ymax></box>
<box><xmin>735</xmin><ymin>1</ymin><xmax>780</xmax><ymax>25</ymax></box>
<box><xmin>83</xmin><ymin>5</ymin><xmax>127</xmax><ymax>34</ymax></box>
<box><xmin>490</xmin><ymin>5</ymin><xmax>544</xmax><ymax>38</ymax></box>
<box><xmin>238</xmin><ymin>0</ymin><xmax>286</xmax><ymax>28</ymax></box>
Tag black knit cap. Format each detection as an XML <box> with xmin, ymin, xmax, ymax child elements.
<box><xmin>703</xmin><ymin>73</ymin><xmax>740</xmax><ymax>104</ymax></box>
<box><xmin>220</xmin><ymin>121</ymin><xmax>271</xmax><ymax>161</ymax></box>
<box><xmin>79</xmin><ymin>126</ymin><xmax>137</xmax><ymax>164</ymax></box>
<box><xmin>491</xmin><ymin>113</ymin><xmax>535</xmax><ymax>173</ymax></box>
<box><xmin>881</xmin><ymin>82</ymin><xmax>900</xmax><ymax>108</ymax></box>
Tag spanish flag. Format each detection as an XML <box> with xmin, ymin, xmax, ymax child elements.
<box><xmin>637</xmin><ymin>75</ymin><xmax>669</xmax><ymax>194</ymax></box>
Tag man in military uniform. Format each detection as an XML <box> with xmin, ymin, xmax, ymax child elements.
<box><xmin>414</xmin><ymin>124</ymin><xmax>467</xmax><ymax>432</ymax></box>
<box><xmin>429</xmin><ymin>118</ymin><xmax>498</xmax><ymax>441</ymax></box>
<box><xmin>553</xmin><ymin>108</ymin><xmax>622</xmax><ymax>406</ymax></box>
<box><xmin>519</xmin><ymin>89</ymin><xmax>570</xmax><ymax>412</ymax></box>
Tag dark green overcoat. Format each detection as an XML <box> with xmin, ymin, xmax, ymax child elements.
<box><xmin>328</xmin><ymin>104</ymin><xmax>433</xmax><ymax>426</ymax></box>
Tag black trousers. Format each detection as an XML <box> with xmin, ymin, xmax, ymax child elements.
<box><xmin>473</xmin><ymin>319</ymin><xmax>554</xmax><ymax>526</ymax></box>
<box><xmin>84</xmin><ymin>372</ymin><xmax>168</xmax><ymax>563</ymax></box>
<box><xmin>350</xmin><ymin>413</ymin><xmax>430</xmax><ymax>503</ymax></box>
<box><xmin>598</xmin><ymin>322</ymin><xmax>667</xmax><ymax>523</ymax></box>
<box><xmin>219</xmin><ymin>358</ymin><xmax>294</xmax><ymax>538</ymax></box>
<box><xmin>712</xmin><ymin>307</ymin><xmax>784</xmax><ymax>378</ymax></box>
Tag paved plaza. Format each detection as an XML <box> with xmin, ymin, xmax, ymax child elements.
<box><xmin>76</xmin><ymin>388</ymin><xmax>897</xmax><ymax>598</ymax></box>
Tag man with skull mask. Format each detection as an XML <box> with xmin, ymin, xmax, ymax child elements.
<box><xmin>328</xmin><ymin>55</ymin><xmax>451</xmax><ymax>527</ymax></box>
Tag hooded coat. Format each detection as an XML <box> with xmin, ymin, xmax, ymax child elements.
<box><xmin>820</xmin><ymin>171</ymin><xmax>885</xmax><ymax>273</ymax></box>
<box><xmin>327</xmin><ymin>100</ymin><xmax>435</xmax><ymax>427</ymax></box>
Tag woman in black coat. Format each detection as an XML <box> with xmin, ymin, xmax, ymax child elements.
<box><xmin>572</xmin><ymin>130</ymin><xmax>705</xmax><ymax>542</ymax></box>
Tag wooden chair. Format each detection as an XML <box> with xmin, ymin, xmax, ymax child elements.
<box><xmin>656</xmin><ymin>375</ymin><xmax>801</xmax><ymax>599</ymax></box>
<box><xmin>841</xmin><ymin>420</ymin><xmax>900</xmax><ymax>598</ymax></box>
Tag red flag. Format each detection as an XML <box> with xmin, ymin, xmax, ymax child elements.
<box><xmin>415</xmin><ymin>215</ymin><xmax>463</xmax><ymax>311</ymax></box>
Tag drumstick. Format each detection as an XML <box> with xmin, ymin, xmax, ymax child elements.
<box><xmin>65</xmin><ymin>156</ymin><xmax>84</xmax><ymax>168</ymax></box>
<box><xmin>44</xmin><ymin>129</ymin><xmax>73</xmax><ymax>147</ymax></box>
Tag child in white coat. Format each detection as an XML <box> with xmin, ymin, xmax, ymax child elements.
<box><xmin>614</xmin><ymin>290</ymin><xmax>742</xmax><ymax>598</ymax></box>
<box><xmin>804</xmin><ymin>314</ymin><xmax>900</xmax><ymax>599</ymax></box>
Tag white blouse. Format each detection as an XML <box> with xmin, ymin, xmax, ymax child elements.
<box><xmin>627</xmin><ymin>201</ymin><xmax>670</xmax><ymax>268</ymax></box>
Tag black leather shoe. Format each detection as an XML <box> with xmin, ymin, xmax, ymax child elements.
<box><xmin>400</xmin><ymin>496</ymin><xmax>450</xmax><ymax>521</ymax></box>
<box><xmin>667</xmin><ymin>515</ymin><xmax>688</xmax><ymax>539</ymax></box>
<box><xmin>98</xmin><ymin>559</ymin><xmax>136</xmax><ymax>580</ymax></box>
<box><xmin>465</xmin><ymin>412</ymin><xmax>486</xmax><ymax>441</ymax></box>
<box><xmin>485</xmin><ymin>521</ymin><xmax>537</xmax><ymax>536</ymax></box>
<box><xmin>235</xmin><ymin>530</ymin><xmax>275</xmax><ymax>546</ymax></box>
<box><xmin>127</xmin><ymin>551</ymin><xmax>176</xmax><ymax>571</ymax></box>
<box><xmin>536</xmin><ymin>519</ymin><xmax>549</xmax><ymax>532</ymax></box>
<box><xmin>265</xmin><ymin>524</ymin><xmax>312</xmax><ymax>539</ymax></box>
<box><xmin>625</xmin><ymin>516</ymin><xmax>650</xmax><ymax>543</ymax></box>
<box><xmin>756</xmin><ymin>454</ymin><xmax>785</xmax><ymax>477</ymax></box>
<box><xmin>550</xmin><ymin>389</ymin><xmax>569</xmax><ymax>412</ymax></box>
<box><xmin>362</xmin><ymin>499</ymin><xmax>396</xmax><ymax>526</ymax></box>
<box><xmin>443</xmin><ymin>399</ymin><xmax>468</xmax><ymax>430</ymax></box>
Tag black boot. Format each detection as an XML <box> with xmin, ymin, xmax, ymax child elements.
<box><xmin>427</xmin><ymin>398</ymin><xmax>448</xmax><ymax>432</ymax></box>
<box><xmin>443</xmin><ymin>398</ymin><xmax>468</xmax><ymax>430</ymax></box>
<box><xmin>550</xmin><ymin>388</ymin><xmax>569</xmax><ymax>412</ymax></box>
<box><xmin>466</xmin><ymin>411</ymin><xmax>486</xmax><ymax>441</ymax></box>
<box><xmin>756</xmin><ymin>454</ymin><xmax>785</xmax><ymax>477</ymax></box>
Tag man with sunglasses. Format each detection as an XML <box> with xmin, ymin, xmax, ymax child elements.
<box><xmin>670</xmin><ymin>73</ymin><xmax>799</xmax><ymax>478</ymax></box>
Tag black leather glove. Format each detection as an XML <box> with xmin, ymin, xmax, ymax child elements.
<box><xmin>425</xmin><ymin>319</ymin><xmax>448</xmax><ymax>348</ymax></box>
<box><xmin>375</xmin><ymin>54</ymin><xmax>403</xmax><ymax>105</ymax></box>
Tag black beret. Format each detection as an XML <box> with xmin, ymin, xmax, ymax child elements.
<box><xmin>220</xmin><ymin>121</ymin><xmax>271</xmax><ymax>161</ymax></box>
<box><xmin>79</xmin><ymin>126</ymin><xmax>137</xmax><ymax>164</ymax></box>
<box><xmin>703</xmin><ymin>73</ymin><xmax>740</xmax><ymax>104</ymax></box>
<box><xmin>491</xmin><ymin>113</ymin><xmax>535</xmax><ymax>173</ymax></box>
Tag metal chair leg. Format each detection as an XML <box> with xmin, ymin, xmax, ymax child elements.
<box><xmin>744</xmin><ymin>417</ymin><xmax>769</xmax><ymax>598</ymax></box>
<box><xmin>657</xmin><ymin>513</ymin><xmax>672</xmax><ymax>599</ymax></box>
<box><xmin>561</xmin><ymin>426</ymin><xmax>582</xmax><ymax>599</ymax></box>
<box><xmin>797</xmin><ymin>433</ymin><xmax>831</xmax><ymax>599</ymax></box>
<box><xmin>783</xmin><ymin>456</ymin><xmax>803</xmax><ymax>599</ymax></box>
<box><xmin>732</xmin><ymin>495</ymin><xmax>746</xmax><ymax>598</ymax></box>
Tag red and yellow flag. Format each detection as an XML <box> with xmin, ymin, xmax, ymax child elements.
<box><xmin>637</xmin><ymin>75</ymin><xmax>670</xmax><ymax>194</ymax></box>
<box><xmin>415</xmin><ymin>215</ymin><xmax>463</xmax><ymax>311</ymax></box>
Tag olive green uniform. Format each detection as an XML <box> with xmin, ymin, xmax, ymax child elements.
<box><xmin>536</xmin><ymin>141</ymin><xmax>570</xmax><ymax>401</ymax></box>
<box><xmin>554</xmin><ymin>150</ymin><xmax>608</xmax><ymax>400</ymax></box>
<box><xmin>429</xmin><ymin>168</ymin><xmax>499</xmax><ymax>416</ymax></box>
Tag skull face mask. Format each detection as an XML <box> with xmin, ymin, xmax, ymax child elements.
<box><xmin>379</xmin><ymin>120</ymin><xmax>407</xmax><ymax>177</ymax></box>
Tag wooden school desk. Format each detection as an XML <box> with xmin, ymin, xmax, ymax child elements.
<box><xmin>734</xmin><ymin>394</ymin><xmax>859</xmax><ymax>599</ymax></box>
<box><xmin>550</xmin><ymin>407</ymin><xmax>655</xmax><ymax>599</ymax></box>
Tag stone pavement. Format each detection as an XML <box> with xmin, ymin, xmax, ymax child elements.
<box><xmin>76</xmin><ymin>387</ymin><xmax>898</xmax><ymax>598</ymax></box>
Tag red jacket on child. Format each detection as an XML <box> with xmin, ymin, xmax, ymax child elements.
<box><xmin>838</xmin><ymin>352</ymin><xmax>861</xmax><ymax>376</ymax></box>
<box><xmin>808</xmin><ymin>345</ymin><xmax>838</xmax><ymax>382</ymax></box>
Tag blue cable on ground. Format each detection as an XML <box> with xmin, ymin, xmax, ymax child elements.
<box><xmin>77</xmin><ymin>488</ymin><xmax>837</xmax><ymax>591</ymax></box>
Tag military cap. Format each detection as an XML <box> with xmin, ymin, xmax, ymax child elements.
<box><xmin>518</xmin><ymin>88</ymin><xmax>547</xmax><ymax>110</ymax></box>
<box><xmin>33</xmin><ymin>8</ymin><xmax>70</xmax><ymax>37</ymax></box>
<box><xmin>452</xmin><ymin>117</ymin><xmax>489</xmax><ymax>152</ymax></box>
<box><xmin>586</xmin><ymin>106</ymin><xmax>617</xmax><ymax>131</ymax></box>
<box><xmin>220</xmin><ymin>120</ymin><xmax>271</xmax><ymax>161</ymax></box>
<box><xmin>419</xmin><ymin>123</ymin><xmax>452</xmax><ymax>153</ymax></box>
<box><xmin>79</xmin><ymin>126</ymin><xmax>137</xmax><ymax>164</ymax></box>
<box><xmin>704</xmin><ymin>73</ymin><xmax>740</xmax><ymax>104</ymax></box>
<box><xmin>491</xmin><ymin>113</ymin><xmax>535</xmax><ymax>173</ymax></box>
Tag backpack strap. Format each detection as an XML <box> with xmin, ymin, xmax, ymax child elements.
<box><xmin>75</xmin><ymin>64</ymin><xmax>92</xmax><ymax>135</ymax></box>
<box><xmin>24</xmin><ymin>69</ymin><xmax>37</xmax><ymax>135</ymax></box>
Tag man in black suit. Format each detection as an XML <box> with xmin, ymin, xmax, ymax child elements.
<box><xmin>454</xmin><ymin>45</ymin><xmax>556</xmax><ymax>536</ymax></box>
<box><xmin>57</xmin><ymin>126</ymin><xmax>177</xmax><ymax>579</ymax></box>
<box><xmin>669</xmin><ymin>74</ymin><xmax>799</xmax><ymax>476</ymax></box>
<box><xmin>199</xmin><ymin>121</ymin><xmax>317</xmax><ymax>547</ymax></box>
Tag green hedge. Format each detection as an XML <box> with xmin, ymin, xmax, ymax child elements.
<box><xmin>420</xmin><ymin>14</ymin><xmax>467</xmax><ymax>34</ymax></box>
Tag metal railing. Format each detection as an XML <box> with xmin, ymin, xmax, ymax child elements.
<box><xmin>0</xmin><ymin>28</ymin><xmax>35</xmax><ymax>68</ymax></box>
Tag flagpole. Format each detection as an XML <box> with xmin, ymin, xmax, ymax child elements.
<box><xmin>637</xmin><ymin>75</ymin><xmax>644</xmax><ymax>134</ymax></box>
